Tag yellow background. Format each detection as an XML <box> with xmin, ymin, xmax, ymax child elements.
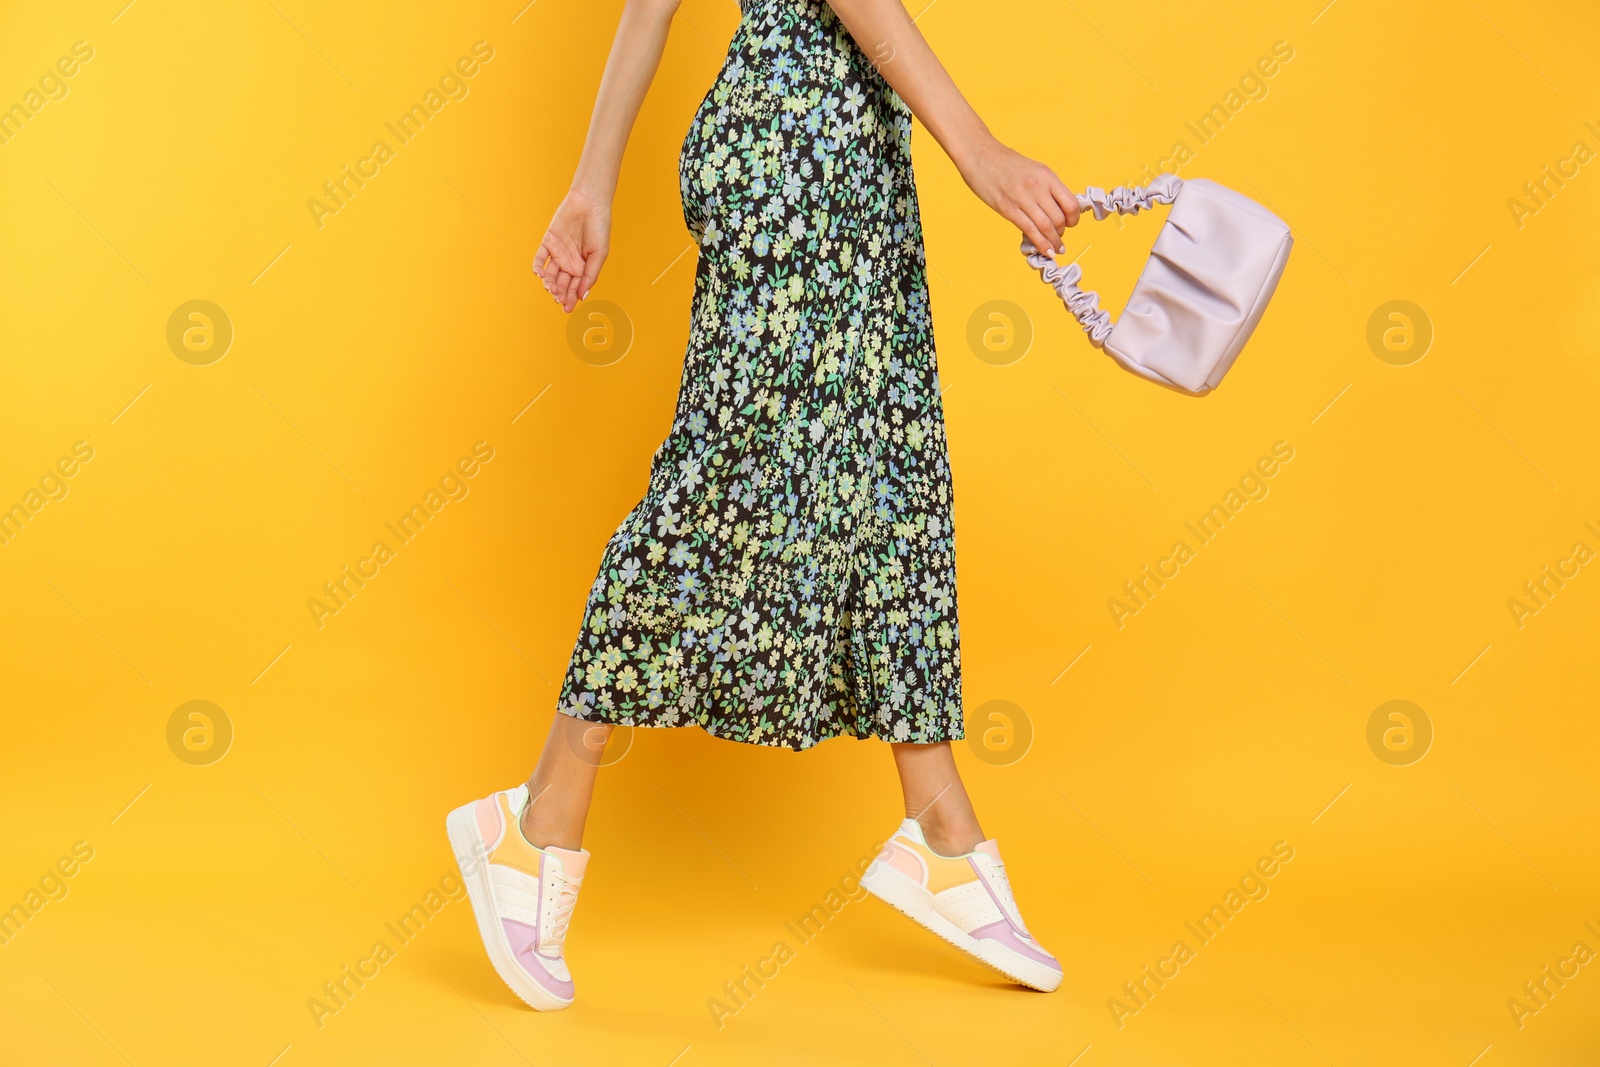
<box><xmin>2</xmin><ymin>0</ymin><xmax>1597</xmax><ymax>1063</ymax></box>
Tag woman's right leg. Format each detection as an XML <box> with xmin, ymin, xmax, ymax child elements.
<box><xmin>890</xmin><ymin>740</ymin><xmax>985</xmax><ymax>856</ymax></box>
<box><xmin>863</xmin><ymin>742</ymin><xmax>1065</xmax><ymax>992</ymax></box>
<box><xmin>520</xmin><ymin>713</ymin><xmax>613</xmax><ymax>851</ymax></box>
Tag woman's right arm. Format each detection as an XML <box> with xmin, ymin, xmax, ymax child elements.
<box><xmin>535</xmin><ymin>0</ymin><xmax>680</xmax><ymax>314</ymax></box>
<box><xmin>821</xmin><ymin>0</ymin><xmax>1079</xmax><ymax>256</ymax></box>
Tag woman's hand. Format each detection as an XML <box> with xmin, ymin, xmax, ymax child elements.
<box><xmin>960</xmin><ymin>137</ymin><xmax>1081</xmax><ymax>255</ymax></box>
<box><xmin>534</xmin><ymin>187</ymin><xmax>611</xmax><ymax>314</ymax></box>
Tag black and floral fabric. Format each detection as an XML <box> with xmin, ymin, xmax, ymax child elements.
<box><xmin>558</xmin><ymin>0</ymin><xmax>963</xmax><ymax>750</ymax></box>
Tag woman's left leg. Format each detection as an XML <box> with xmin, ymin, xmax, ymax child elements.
<box><xmin>445</xmin><ymin>714</ymin><xmax>605</xmax><ymax>1013</ymax></box>
<box><xmin>890</xmin><ymin>741</ymin><xmax>985</xmax><ymax>856</ymax></box>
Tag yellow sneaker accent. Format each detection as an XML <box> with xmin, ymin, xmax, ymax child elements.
<box><xmin>488</xmin><ymin>792</ymin><xmax>544</xmax><ymax>878</ymax></box>
<box><xmin>895</xmin><ymin>836</ymin><xmax>982</xmax><ymax>894</ymax></box>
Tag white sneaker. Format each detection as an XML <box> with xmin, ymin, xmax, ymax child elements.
<box><xmin>861</xmin><ymin>818</ymin><xmax>1063</xmax><ymax>992</ymax></box>
<box><xmin>446</xmin><ymin>784</ymin><xmax>588</xmax><ymax>1011</ymax></box>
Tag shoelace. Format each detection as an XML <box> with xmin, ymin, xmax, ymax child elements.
<box><xmin>545</xmin><ymin>875</ymin><xmax>580</xmax><ymax>947</ymax></box>
<box><xmin>982</xmin><ymin>859</ymin><xmax>1029</xmax><ymax>934</ymax></box>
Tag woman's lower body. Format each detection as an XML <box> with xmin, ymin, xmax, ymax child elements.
<box><xmin>448</xmin><ymin>0</ymin><xmax>1060</xmax><ymax>1010</ymax></box>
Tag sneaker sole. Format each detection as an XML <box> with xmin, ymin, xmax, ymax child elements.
<box><xmin>860</xmin><ymin>860</ymin><xmax>1063</xmax><ymax>992</ymax></box>
<box><xmin>446</xmin><ymin>801</ymin><xmax>574</xmax><ymax>1012</ymax></box>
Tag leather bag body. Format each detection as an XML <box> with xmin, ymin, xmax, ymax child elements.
<box><xmin>1024</xmin><ymin>174</ymin><xmax>1293</xmax><ymax>396</ymax></box>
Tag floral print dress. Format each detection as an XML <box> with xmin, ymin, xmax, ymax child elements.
<box><xmin>557</xmin><ymin>0</ymin><xmax>963</xmax><ymax>750</ymax></box>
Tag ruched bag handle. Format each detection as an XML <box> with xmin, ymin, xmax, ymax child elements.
<box><xmin>1021</xmin><ymin>173</ymin><xmax>1183</xmax><ymax>348</ymax></box>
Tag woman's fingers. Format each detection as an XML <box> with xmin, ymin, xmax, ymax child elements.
<box><xmin>1022</xmin><ymin>202</ymin><xmax>1063</xmax><ymax>254</ymax></box>
<box><xmin>1050</xmin><ymin>177</ymin><xmax>1082</xmax><ymax>228</ymax></box>
<box><xmin>536</xmin><ymin>235</ymin><xmax>592</xmax><ymax>310</ymax></box>
<box><xmin>1038</xmin><ymin>192</ymin><xmax>1068</xmax><ymax>242</ymax></box>
<box><xmin>1012</xmin><ymin>208</ymin><xmax>1053</xmax><ymax>259</ymax></box>
<box><xmin>578</xmin><ymin>250</ymin><xmax>606</xmax><ymax>302</ymax></box>
<box><xmin>536</xmin><ymin>247</ymin><xmax>564</xmax><ymax>292</ymax></box>
<box><xmin>537</xmin><ymin>239</ymin><xmax>567</xmax><ymax>273</ymax></box>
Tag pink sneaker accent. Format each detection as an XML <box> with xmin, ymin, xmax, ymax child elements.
<box><xmin>501</xmin><ymin>919</ymin><xmax>575</xmax><ymax>1000</ymax></box>
<box><xmin>968</xmin><ymin>918</ymin><xmax>1061</xmax><ymax>969</ymax></box>
<box><xmin>546</xmin><ymin>844</ymin><xmax>588</xmax><ymax>881</ymax></box>
<box><xmin>475</xmin><ymin>797</ymin><xmax>503</xmax><ymax>849</ymax></box>
<box><xmin>881</xmin><ymin>841</ymin><xmax>927</xmax><ymax>884</ymax></box>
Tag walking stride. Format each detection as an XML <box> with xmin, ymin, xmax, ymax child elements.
<box><xmin>450</xmin><ymin>0</ymin><xmax>1087</xmax><ymax>1010</ymax></box>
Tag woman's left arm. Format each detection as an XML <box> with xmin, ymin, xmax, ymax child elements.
<box><xmin>822</xmin><ymin>0</ymin><xmax>1078</xmax><ymax>254</ymax></box>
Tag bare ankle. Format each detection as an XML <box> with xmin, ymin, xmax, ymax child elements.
<box><xmin>913</xmin><ymin>811</ymin><xmax>983</xmax><ymax>856</ymax></box>
<box><xmin>520</xmin><ymin>806</ymin><xmax>580</xmax><ymax>852</ymax></box>
<box><xmin>519</xmin><ymin>783</ymin><xmax>584</xmax><ymax>852</ymax></box>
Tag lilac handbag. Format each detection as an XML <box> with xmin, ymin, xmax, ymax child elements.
<box><xmin>1023</xmin><ymin>174</ymin><xmax>1292</xmax><ymax>396</ymax></box>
